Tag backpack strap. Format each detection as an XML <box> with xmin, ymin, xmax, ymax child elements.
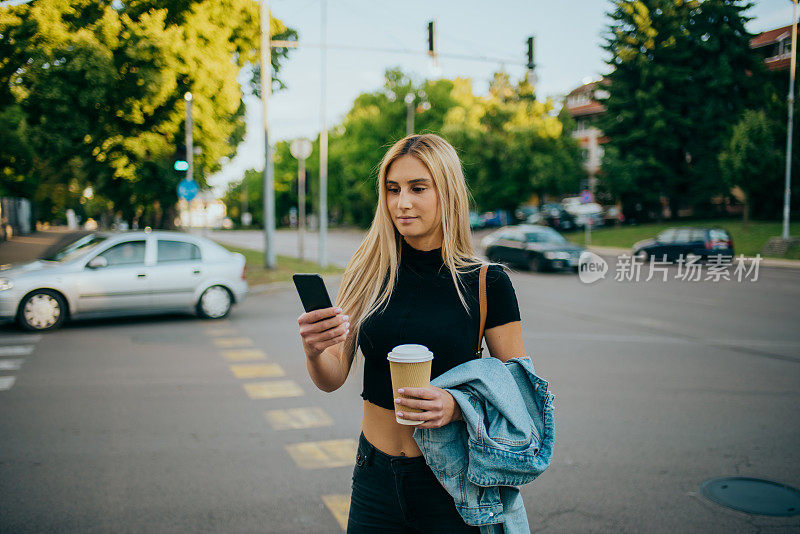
<box><xmin>476</xmin><ymin>264</ymin><xmax>488</xmax><ymax>358</ymax></box>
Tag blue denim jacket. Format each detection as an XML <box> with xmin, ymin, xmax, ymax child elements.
<box><xmin>413</xmin><ymin>357</ymin><xmax>555</xmax><ymax>534</ymax></box>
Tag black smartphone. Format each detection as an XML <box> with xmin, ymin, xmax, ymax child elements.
<box><xmin>292</xmin><ymin>273</ymin><xmax>333</xmax><ymax>314</ymax></box>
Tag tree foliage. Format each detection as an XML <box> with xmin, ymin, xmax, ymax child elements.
<box><xmin>0</xmin><ymin>0</ymin><xmax>296</xmax><ymax>226</ymax></box>
<box><xmin>224</xmin><ymin>68</ymin><xmax>583</xmax><ymax>228</ymax></box>
<box><xmin>599</xmin><ymin>0</ymin><xmax>763</xmax><ymax>221</ymax></box>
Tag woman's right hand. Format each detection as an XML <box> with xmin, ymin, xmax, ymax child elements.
<box><xmin>297</xmin><ymin>306</ymin><xmax>350</xmax><ymax>359</ymax></box>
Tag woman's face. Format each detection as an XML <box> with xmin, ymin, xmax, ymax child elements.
<box><xmin>385</xmin><ymin>155</ymin><xmax>443</xmax><ymax>249</ymax></box>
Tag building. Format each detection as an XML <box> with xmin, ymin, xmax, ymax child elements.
<box><xmin>750</xmin><ymin>25</ymin><xmax>792</xmax><ymax>72</ymax></box>
<box><xmin>564</xmin><ymin>79</ymin><xmax>609</xmax><ymax>194</ymax></box>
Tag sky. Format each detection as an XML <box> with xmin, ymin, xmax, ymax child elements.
<box><xmin>1</xmin><ymin>0</ymin><xmax>795</xmax><ymax>193</ymax></box>
<box><xmin>209</xmin><ymin>0</ymin><xmax>797</xmax><ymax>194</ymax></box>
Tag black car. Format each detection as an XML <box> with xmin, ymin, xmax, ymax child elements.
<box><xmin>482</xmin><ymin>224</ymin><xmax>585</xmax><ymax>272</ymax></box>
<box><xmin>538</xmin><ymin>203</ymin><xmax>577</xmax><ymax>232</ymax></box>
<box><xmin>632</xmin><ymin>227</ymin><xmax>734</xmax><ymax>262</ymax></box>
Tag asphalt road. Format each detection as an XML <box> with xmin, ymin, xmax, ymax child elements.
<box><xmin>1</xmin><ymin>250</ymin><xmax>799</xmax><ymax>532</ymax></box>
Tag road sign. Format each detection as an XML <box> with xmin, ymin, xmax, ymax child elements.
<box><xmin>174</xmin><ymin>160</ymin><xmax>189</xmax><ymax>171</ymax></box>
<box><xmin>290</xmin><ymin>138</ymin><xmax>312</xmax><ymax>160</ymax></box>
<box><xmin>580</xmin><ymin>189</ymin><xmax>594</xmax><ymax>204</ymax></box>
<box><xmin>177</xmin><ymin>179</ymin><xmax>199</xmax><ymax>201</ymax></box>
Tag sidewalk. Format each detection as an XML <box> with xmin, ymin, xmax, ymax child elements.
<box><xmin>0</xmin><ymin>227</ymin><xmax>89</xmax><ymax>265</ymax></box>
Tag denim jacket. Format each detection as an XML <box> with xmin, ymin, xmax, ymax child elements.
<box><xmin>413</xmin><ymin>357</ymin><xmax>555</xmax><ymax>534</ymax></box>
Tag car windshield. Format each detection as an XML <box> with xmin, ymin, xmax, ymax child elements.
<box><xmin>41</xmin><ymin>234</ymin><xmax>108</xmax><ymax>262</ymax></box>
<box><xmin>525</xmin><ymin>229</ymin><xmax>566</xmax><ymax>244</ymax></box>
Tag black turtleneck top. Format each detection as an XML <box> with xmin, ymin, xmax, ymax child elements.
<box><xmin>358</xmin><ymin>238</ymin><xmax>521</xmax><ymax>410</ymax></box>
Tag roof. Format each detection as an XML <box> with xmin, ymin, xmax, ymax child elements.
<box><xmin>568</xmin><ymin>102</ymin><xmax>606</xmax><ymax>118</ymax></box>
<box><xmin>751</xmin><ymin>25</ymin><xmax>791</xmax><ymax>48</ymax></box>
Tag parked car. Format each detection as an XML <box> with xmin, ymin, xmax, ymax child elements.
<box><xmin>632</xmin><ymin>227</ymin><xmax>734</xmax><ymax>262</ymax></box>
<box><xmin>480</xmin><ymin>210</ymin><xmax>512</xmax><ymax>228</ymax></box>
<box><xmin>514</xmin><ymin>205</ymin><xmax>540</xmax><ymax>223</ymax></box>
<box><xmin>482</xmin><ymin>224</ymin><xmax>585</xmax><ymax>272</ymax></box>
<box><xmin>469</xmin><ymin>211</ymin><xmax>484</xmax><ymax>230</ymax></box>
<box><xmin>602</xmin><ymin>206</ymin><xmax>624</xmax><ymax>225</ymax></box>
<box><xmin>0</xmin><ymin>230</ymin><xmax>248</xmax><ymax>331</ymax></box>
<box><xmin>538</xmin><ymin>203</ymin><xmax>577</xmax><ymax>232</ymax></box>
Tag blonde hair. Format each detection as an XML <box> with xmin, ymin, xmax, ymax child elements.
<box><xmin>334</xmin><ymin>134</ymin><xmax>486</xmax><ymax>377</ymax></box>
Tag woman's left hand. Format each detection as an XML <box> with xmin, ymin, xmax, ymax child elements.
<box><xmin>394</xmin><ymin>386</ymin><xmax>462</xmax><ymax>429</ymax></box>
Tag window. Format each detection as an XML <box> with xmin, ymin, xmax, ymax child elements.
<box><xmin>657</xmin><ymin>229</ymin><xmax>676</xmax><ymax>244</ymax></box>
<box><xmin>98</xmin><ymin>240</ymin><xmax>146</xmax><ymax>266</ymax></box>
<box><xmin>158</xmin><ymin>240</ymin><xmax>201</xmax><ymax>263</ymax></box>
<box><xmin>674</xmin><ymin>229</ymin><xmax>692</xmax><ymax>244</ymax></box>
<box><xmin>690</xmin><ymin>229</ymin><xmax>707</xmax><ymax>242</ymax></box>
<box><xmin>709</xmin><ymin>229</ymin><xmax>729</xmax><ymax>241</ymax></box>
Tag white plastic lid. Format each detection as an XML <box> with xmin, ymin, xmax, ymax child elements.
<box><xmin>387</xmin><ymin>344</ymin><xmax>434</xmax><ymax>363</ymax></box>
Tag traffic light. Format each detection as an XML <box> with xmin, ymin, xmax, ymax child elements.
<box><xmin>427</xmin><ymin>21</ymin><xmax>436</xmax><ymax>57</ymax></box>
<box><xmin>526</xmin><ymin>36</ymin><xmax>535</xmax><ymax>71</ymax></box>
<box><xmin>173</xmin><ymin>144</ymin><xmax>188</xmax><ymax>172</ymax></box>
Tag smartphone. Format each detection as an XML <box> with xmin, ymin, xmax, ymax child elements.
<box><xmin>292</xmin><ymin>273</ymin><xmax>333</xmax><ymax>314</ymax></box>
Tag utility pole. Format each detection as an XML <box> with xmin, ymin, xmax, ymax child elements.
<box><xmin>319</xmin><ymin>0</ymin><xmax>328</xmax><ymax>268</ymax></box>
<box><xmin>260</xmin><ymin>0</ymin><xmax>276</xmax><ymax>268</ymax></box>
<box><xmin>185</xmin><ymin>91</ymin><xmax>193</xmax><ymax>231</ymax></box>
<box><xmin>783</xmin><ymin>0</ymin><xmax>797</xmax><ymax>240</ymax></box>
<box><xmin>405</xmin><ymin>93</ymin><xmax>415</xmax><ymax>136</ymax></box>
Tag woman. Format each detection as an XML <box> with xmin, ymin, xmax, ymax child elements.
<box><xmin>297</xmin><ymin>134</ymin><xmax>526</xmax><ymax>533</ymax></box>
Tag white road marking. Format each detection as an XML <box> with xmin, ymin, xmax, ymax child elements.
<box><xmin>0</xmin><ymin>335</ymin><xmax>42</xmax><ymax>345</ymax></box>
<box><xmin>0</xmin><ymin>359</ymin><xmax>24</xmax><ymax>371</ymax></box>
<box><xmin>0</xmin><ymin>346</ymin><xmax>34</xmax><ymax>357</ymax></box>
<box><xmin>0</xmin><ymin>376</ymin><xmax>17</xmax><ymax>390</ymax></box>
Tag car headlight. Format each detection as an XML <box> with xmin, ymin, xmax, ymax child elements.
<box><xmin>0</xmin><ymin>278</ymin><xmax>13</xmax><ymax>291</ymax></box>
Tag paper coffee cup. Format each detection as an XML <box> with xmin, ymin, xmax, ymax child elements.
<box><xmin>388</xmin><ymin>344</ymin><xmax>434</xmax><ymax>425</ymax></box>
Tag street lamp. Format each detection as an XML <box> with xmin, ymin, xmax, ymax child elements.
<box><xmin>783</xmin><ymin>0</ymin><xmax>797</xmax><ymax>240</ymax></box>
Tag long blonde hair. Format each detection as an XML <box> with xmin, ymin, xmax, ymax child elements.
<box><xmin>334</xmin><ymin>134</ymin><xmax>486</xmax><ymax>377</ymax></box>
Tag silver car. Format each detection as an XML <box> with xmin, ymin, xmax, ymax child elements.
<box><xmin>0</xmin><ymin>230</ymin><xmax>248</xmax><ymax>331</ymax></box>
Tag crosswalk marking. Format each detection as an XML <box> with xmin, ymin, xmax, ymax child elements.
<box><xmin>204</xmin><ymin>327</ymin><xmax>239</xmax><ymax>337</ymax></box>
<box><xmin>229</xmin><ymin>363</ymin><xmax>285</xmax><ymax>379</ymax></box>
<box><xmin>265</xmin><ymin>407</ymin><xmax>334</xmax><ymax>430</ymax></box>
<box><xmin>0</xmin><ymin>346</ymin><xmax>34</xmax><ymax>357</ymax></box>
<box><xmin>242</xmin><ymin>380</ymin><xmax>304</xmax><ymax>399</ymax></box>
<box><xmin>322</xmin><ymin>494</ymin><xmax>351</xmax><ymax>531</ymax></box>
<box><xmin>220</xmin><ymin>349</ymin><xmax>267</xmax><ymax>361</ymax></box>
<box><xmin>0</xmin><ymin>335</ymin><xmax>41</xmax><ymax>345</ymax></box>
<box><xmin>285</xmin><ymin>439</ymin><xmax>358</xmax><ymax>469</ymax></box>
<box><xmin>0</xmin><ymin>376</ymin><xmax>17</xmax><ymax>391</ymax></box>
<box><xmin>212</xmin><ymin>337</ymin><xmax>254</xmax><ymax>348</ymax></box>
<box><xmin>0</xmin><ymin>359</ymin><xmax>24</xmax><ymax>371</ymax></box>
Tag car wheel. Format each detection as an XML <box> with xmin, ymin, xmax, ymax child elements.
<box><xmin>528</xmin><ymin>255</ymin><xmax>544</xmax><ymax>273</ymax></box>
<box><xmin>18</xmin><ymin>289</ymin><xmax>67</xmax><ymax>331</ymax></box>
<box><xmin>197</xmin><ymin>285</ymin><xmax>233</xmax><ymax>319</ymax></box>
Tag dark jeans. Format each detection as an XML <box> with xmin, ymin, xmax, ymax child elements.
<box><xmin>347</xmin><ymin>432</ymin><xmax>479</xmax><ymax>533</ymax></box>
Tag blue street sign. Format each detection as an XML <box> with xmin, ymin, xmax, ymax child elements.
<box><xmin>580</xmin><ymin>189</ymin><xmax>594</xmax><ymax>204</ymax></box>
<box><xmin>177</xmin><ymin>179</ymin><xmax>199</xmax><ymax>201</ymax></box>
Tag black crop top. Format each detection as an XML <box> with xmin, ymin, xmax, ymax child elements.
<box><xmin>358</xmin><ymin>238</ymin><xmax>521</xmax><ymax>410</ymax></box>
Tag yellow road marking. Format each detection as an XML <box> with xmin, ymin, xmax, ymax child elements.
<box><xmin>213</xmin><ymin>337</ymin><xmax>253</xmax><ymax>348</ymax></box>
<box><xmin>285</xmin><ymin>439</ymin><xmax>358</xmax><ymax>469</ymax></box>
<box><xmin>230</xmin><ymin>363</ymin><xmax>285</xmax><ymax>379</ymax></box>
<box><xmin>205</xmin><ymin>327</ymin><xmax>239</xmax><ymax>336</ymax></box>
<box><xmin>322</xmin><ymin>494</ymin><xmax>350</xmax><ymax>531</ymax></box>
<box><xmin>243</xmin><ymin>380</ymin><xmax>303</xmax><ymax>399</ymax></box>
<box><xmin>265</xmin><ymin>407</ymin><xmax>333</xmax><ymax>430</ymax></box>
<box><xmin>221</xmin><ymin>349</ymin><xmax>267</xmax><ymax>361</ymax></box>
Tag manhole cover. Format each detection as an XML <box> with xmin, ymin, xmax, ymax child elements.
<box><xmin>701</xmin><ymin>477</ymin><xmax>800</xmax><ymax>516</ymax></box>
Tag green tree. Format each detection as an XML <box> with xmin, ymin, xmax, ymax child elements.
<box><xmin>0</xmin><ymin>0</ymin><xmax>295</xmax><ymax>226</ymax></box>
<box><xmin>719</xmin><ymin>109</ymin><xmax>783</xmax><ymax>224</ymax></box>
<box><xmin>600</xmin><ymin>0</ymin><xmax>762</xmax><ymax>221</ymax></box>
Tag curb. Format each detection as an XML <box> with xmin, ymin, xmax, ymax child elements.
<box><xmin>587</xmin><ymin>246</ymin><xmax>800</xmax><ymax>270</ymax></box>
<box><xmin>249</xmin><ymin>274</ymin><xmax>344</xmax><ymax>296</ymax></box>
